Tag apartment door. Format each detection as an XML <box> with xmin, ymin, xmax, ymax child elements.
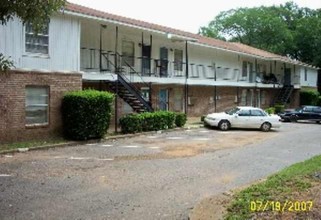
<box><xmin>160</xmin><ymin>47</ymin><xmax>168</xmax><ymax>77</ymax></box>
<box><xmin>173</xmin><ymin>88</ymin><xmax>183</xmax><ymax>112</ymax></box>
<box><xmin>248</xmin><ymin>63</ymin><xmax>254</xmax><ymax>83</ymax></box>
<box><xmin>142</xmin><ymin>44</ymin><xmax>151</xmax><ymax>76</ymax></box>
<box><xmin>159</xmin><ymin>89</ymin><xmax>169</xmax><ymax>111</ymax></box>
<box><xmin>284</xmin><ymin>68</ymin><xmax>291</xmax><ymax>86</ymax></box>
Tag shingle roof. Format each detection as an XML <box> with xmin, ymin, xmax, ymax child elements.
<box><xmin>65</xmin><ymin>2</ymin><xmax>315</xmax><ymax>68</ymax></box>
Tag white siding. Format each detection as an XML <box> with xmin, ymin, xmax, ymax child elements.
<box><xmin>0</xmin><ymin>15</ymin><xmax>81</xmax><ymax>72</ymax></box>
<box><xmin>300</xmin><ymin>67</ymin><xmax>318</xmax><ymax>87</ymax></box>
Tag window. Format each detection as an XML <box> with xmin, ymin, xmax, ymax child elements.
<box><xmin>242</xmin><ymin>61</ymin><xmax>248</xmax><ymax>78</ymax></box>
<box><xmin>174</xmin><ymin>49</ymin><xmax>183</xmax><ymax>71</ymax></box>
<box><xmin>141</xmin><ymin>87</ymin><xmax>150</xmax><ymax>101</ymax></box>
<box><xmin>251</xmin><ymin>110</ymin><xmax>265</xmax><ymax>116</ymax></box>
<box><xmin>304</xmin><ymin>68</ymin><xmax>308</xmax><ymax>81</ymax></box>
<box><xmin>122</xmin><ymin>40</ymin><xmax>135</xmax><ymax>67</ymax></box>
<box><xmin>238</xmin><ymin>109</ymin><xmax>250</xmax><ymax>116</ymax></box>
<box><xmin>25</xmin><ymin>23</ymin><xmax>49</xmax><ymax>54</ymax></box>
<box><xmin>25</xmin><ymin>86</ymin><xmax>49</xmax><ymax>125</ymax></box>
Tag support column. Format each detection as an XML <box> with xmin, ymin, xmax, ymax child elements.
<box><xmin>114</xmin><ymin>26</ymin><xmax>119</xmax><ymax>133</ymax></box>
<box><xmin>184</xmin><ymin>41</ymin><xmax>189</xmax><ymax>114</ymax></box>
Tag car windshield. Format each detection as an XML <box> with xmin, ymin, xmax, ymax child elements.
<box><xmin>225</xmin><ymin>107</ymin><xmax>240</xmax><ymax>115</ymax></box>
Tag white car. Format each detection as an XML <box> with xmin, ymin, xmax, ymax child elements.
<box><xmin>204</xmin><ymin>106</ymin><xmax>281</xmax><ymax>132</ymax></box>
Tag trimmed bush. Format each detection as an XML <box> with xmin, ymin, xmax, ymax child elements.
<box><xmin>175</xmin><ymin>112</ymin><xmax>187</xmax><ymax>127</ymax></box>
<box><xmin>62</xmin><ymin>89</ymin><xmax>114</xmax><ymax>140</ymax></box>
<box><xmin>300</xmin><ymin>90</ymin><xmax>320</xmax><ymax>105</ymax></box>
<box><xmin>119</xmin><ymin>114</ymin><xmax>143</xmax><ymax>134</ymax></box>
<box><xmin>119</xmin><ymin>111</ymin><xmax>176</xmax><ymax>134</ymax></box>
<box><xmin>265</xmin><ymin>107</ymin><xmax>275</xmax><ymax>114</ymax></box>
<box><xmin>318</xmin><ymin>96</ymin><xmax>321</xmax><ymax>106</ymax></box>
<box><xmin>274</xmin><ymin>104</ymin><xmax>285</xmax><ymax>114</ymax></box>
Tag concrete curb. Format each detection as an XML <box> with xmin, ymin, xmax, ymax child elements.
<box><xmin>0</xmin><ymin>124</ymin><xmax>204</xmax><ymax>155</ymax></box>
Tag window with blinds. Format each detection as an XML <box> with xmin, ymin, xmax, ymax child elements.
<box><xmin>25</xmin><ymin>86</ymin><xmax>49</xmax><ymax>125</ymax></box>
<box><xmin>25</xmin><ymin>23</ymin><xmax>49</xmax><ymax>54</ymax></box>
<box><xmin>174</xmin><ymin>49</ymin><xmax>183</xmax><ymax>71</ymax></box>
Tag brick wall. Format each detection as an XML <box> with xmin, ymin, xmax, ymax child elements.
<box><xmin>0</xmin><ymin>70</ymin><xmax>82</xmax><ymax>143</ymax></box>
<box><xmin>83</xmin><ymin>82</ymin><xmax>301</xmax><ymax>120</ymax></box>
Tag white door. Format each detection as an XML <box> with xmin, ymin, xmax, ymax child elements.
<box><xmin>234</xmin><ymin>109</ymin><xmax>251</xmax><ymax>128</ymax></box>
<box><xmin>249</xmin><ymin>109</ymin><xmax>265</xmax><ymax>128</ymax></box>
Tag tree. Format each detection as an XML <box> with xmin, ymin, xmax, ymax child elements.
<box><xmin>0</xmin><ymin>0</ymin><xmax>66</xmax><ymax>30</ymax></box>
<box><xmin>0</xmin><ymin>0</ymin><xmax>66</xmax><ymax>71</ymax></box>
<box><xmin>199</xmin><ymin>2</ymin><xmax>321</xmax><ymax>68</ymax></box>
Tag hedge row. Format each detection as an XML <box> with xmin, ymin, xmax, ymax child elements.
<box><xmin>119</xmin><ymin>111</ymin><xmax>187</xmax><ymax>134</ymax></box>
<box><xmin>300</xmin><ymin>90</ymin><xmax>320</xmax><ymax>106</ymax></box>
<box><xmin>62</xmin><ymin>89</ymin><xmax>114</xmax><ymax>140</ymax></box>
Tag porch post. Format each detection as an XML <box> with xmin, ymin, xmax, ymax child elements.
<box><xmin>214</xmin><ymin>86</ymin><xmax>217</xmax><ymax>112</ymax></box>
<box><xmin>114</xmin><ymin>26</ymin><xmax>119</xmax><ymax>133</ymax></box>
<box><xmin>213</xmin><ymin>62</ymin><xmax>217</xmax><ymax>81</ymax></box>
<box><xmin>99</xmin><ymin>24</ymin><xmax>107</xmax><ymax>71</ymax></box>
<box><xmin>184</xmin><ymin>40</ymin><xmax>189</xmax><ymax>114</ymax></box>
<box><xmin>283</xmin><ymin>63</ymin><xmax>286</xmax><ymax>86</ymax></box>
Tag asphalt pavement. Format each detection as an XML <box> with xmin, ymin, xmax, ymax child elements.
<box><xmin>0</xmin><ymin>122</ymin><xmax>320</xmax><ymax>220</ymax></box>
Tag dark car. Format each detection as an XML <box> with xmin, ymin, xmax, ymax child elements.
<box><xmin>279</xmin><ymin>105</ymin><xmax>321</xmax><ymax>123</ymax></box>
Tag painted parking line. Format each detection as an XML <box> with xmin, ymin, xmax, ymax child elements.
<box><xmin>120</xmin><ymin>145</ymin><xmax>141</xmax><ymax>148</ymax></box>
<box><xmin>146</xmin><ymin>136</ymin><xmax>158</xmax><ymax>139</ymax></box>
<box><xmin>70</xmin><ymin>157</ymin><xmax>92</xmax><ymax>160</ymax></box>
<box><xmin>0</xmin><ymin>174</ymin><xmax>12</xmax><ymax>177</ymax></box>
<box><xmin>199</xmin><ymin>130</ymin><xmax>210</xmax><ymax>133</ymax></box>
<box><xmin>52</xmin><ymin>156</ymin><xmax>114</xmax><ymax>161</ymax></box>
<box><xmin>97</xmin><ymin>158</ymin><xmax>114</xmax><ymax>161</ymax></box>
<box><xmin>86</xmin><ymin>143</ymin><xmax>97</xmax><ymax>146</ymax></box>
<box><xmin>99</xmin><ymin>144</ymin><xmax>113</xmax><ymax>147</ymax></box>
<box><xmin>166</xmin><ymin>137</ymin><xmax>184</xmax><ymax>140</ymax></box>
<box><xmin>149</xmin><ymin>146</ymin><xmax>160</xmax><ymax>149</ymax></box>
<box><xmin>185</xmin><ymin>130</ymin><xmax>193</xmax><ymax>132</ymax></box>
<box><xmin>192</xmin><ymin>138</ymin><xmax>210</xmax><ymax>141</ymax></box>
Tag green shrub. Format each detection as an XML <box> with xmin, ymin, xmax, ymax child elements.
<box><xmin>119</xmin><ymin>111</ymin><xmax>176</xmax><ymax>134</ymax></box>
<box><xmin>300</xmin><ymin>90</ymin><xmax>320</xmax><ymax>105</ymax></box>
<box><xmin>175</xmin><ymin>112</ymin><xmax>187</xmax><ymax>127</ymax></box>
<box><xmin>317</xmin><ymin>96</ymin><xmax>321</xmax><ymax>106</ymax></box>
<box><xmin>274</xmin><ymin>104</ymin><xmax>285</xmax><ymax>114</ymax></box>
<box><xmin>201</xmin><ymin>115</ymin><xmax>206</xmax><ymax>122</ymax></box>
<box><xmin>62</xmin><ymin>89</ymin><xmax>114</xmax><ymax>140</ymax></box>
<box><xmin>119</xmin><ymin>114</ymin><xmax>143</xmax><ymax>134</ymax></box>
<box><xmin>265</xmin><ymin>107</ymin><xmax>275</xmax><ymax>114</ymax></box>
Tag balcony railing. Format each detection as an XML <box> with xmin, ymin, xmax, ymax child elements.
<box><xmin>80</xmin><ymin>48</ymin><xmax>299</xmax><ymax>85</ymax></box>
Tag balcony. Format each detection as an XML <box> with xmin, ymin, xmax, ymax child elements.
<box><xmin>80</xmin><ymin>47</ymin><xmax>300</xmax><ymax>88</ymax></box>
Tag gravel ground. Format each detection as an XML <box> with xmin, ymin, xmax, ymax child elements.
<box><xmin>0</xmin><ymin>122</ymin><xmax>320</xmax><ymax>220</ymax></box>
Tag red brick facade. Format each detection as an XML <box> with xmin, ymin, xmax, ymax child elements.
<box><xmin>83</xmin><ymin>81</ymin><xmax>301</xmax><ymax>118</ymax></box>
<box><xmin>0</xmin><ymin>70</ymin><xmax>82</xmax><ymax>143</ymax></box>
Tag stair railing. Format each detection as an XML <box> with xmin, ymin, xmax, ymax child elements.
<box><xmin>104</xmin><ymin>52</ymin><xmax>153</xmax><ymax>112</ymax></box>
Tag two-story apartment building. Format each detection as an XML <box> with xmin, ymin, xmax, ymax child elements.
<box><xmin>0</xmin><ymin>2</ymin><xmax>319</xmax><ymax>142</ymax></box>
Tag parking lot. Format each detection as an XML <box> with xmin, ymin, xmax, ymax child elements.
<box><xmin>1</xmin><ymin>122</ymin><xmax>321</xmax><ymax>220</ymax></box>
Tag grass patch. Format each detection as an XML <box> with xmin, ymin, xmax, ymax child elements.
<box><xmin>225</xmin><ymin>155</ymin><xmax>321</xmax><ymax>219</ymax></box>
<box><xmin>0</xmin><ymin>138</ymin><xmax>66</xmax><ymax>153</ymax></box>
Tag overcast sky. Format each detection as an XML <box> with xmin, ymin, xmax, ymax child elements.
<box><xmin>69</xmin><ymin>0</ymin><xmax>321</xmax><ymax>33</ymax></box>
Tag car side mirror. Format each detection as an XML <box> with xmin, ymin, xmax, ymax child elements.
<box><xmin>234</xmin><ymin>113</ymin><xmax>238</xmax><ymax>118</ymax></box>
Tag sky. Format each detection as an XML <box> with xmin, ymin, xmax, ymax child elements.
<box><xmin>68</xmin><ymin>0</ymin><xmax>321</xmax><ymax>33</ymax></box>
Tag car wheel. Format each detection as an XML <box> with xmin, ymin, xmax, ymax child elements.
<box><xmin>290</xmin><ymin>115</ymin><xmax>297</xmax><ymax>122</ymax></box>
<box><xmin>261</xmin><ymin>122</ymin><xmax>271</xmax><ymax>132</ymax></box>
<box><xmin>218</xmin><ymin>120</ymin><xmax>230</xmax><ymax>131</ymax></box>
<box><xmin>316</xmin><ymin>121</ymin><xmax>320</xmax><ymax>124</ymax></box>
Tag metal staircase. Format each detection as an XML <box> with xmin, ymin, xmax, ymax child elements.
<box><xmin>103</xmin><ymin>53</ymin><xmax>153</xmax><ymax>113</ymax></box>
<box><xmin>273</xmin><ymin>85</ymin><xmax>294</xmax><ymax>105</ymax></box>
